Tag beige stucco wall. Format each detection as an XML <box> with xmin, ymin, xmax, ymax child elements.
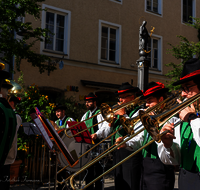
<box><xmin>14</xmin><ymin>0</ymin><xmax>200</xmax><ymax>103</ymax></box>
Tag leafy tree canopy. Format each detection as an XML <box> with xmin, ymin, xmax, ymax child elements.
<box><xmin>0</xmin><ymin>0</ymin><xmax>56</xmax><ymax>74</ymax></box>
<box><xmin>165</xmin><ymin>17</ymin><xmax>200</xmax><ymax>91</ymax></box>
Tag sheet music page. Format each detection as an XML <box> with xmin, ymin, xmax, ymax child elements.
<box><xmin>34</xmin><ymin>117</ymin><xmax>53</xmax><ymax>150</ymax></box>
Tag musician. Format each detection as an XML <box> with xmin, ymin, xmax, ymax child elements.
<box><xmin>107</xmin><ymin>82</ymin><xmax>143</xmax><ymax>190</ymax></box>
<box><xmin>158</xmin><ymin>58</ymin><xmax>200</xmax><ymax>190</ymax></box>
<box><xmin>138</xmin><ymin>82</ymin><xmax>175</xmax><ymax>190</ymax></box>
<box><xmin>81</xmin><ymin>92</ymin><xmax>108</xmax><ymax>190</ymax></box>
<box><xmin>0</xmin><ymin>76</ymin><xmax>17</xmax><ymax>190</ymax></box>
<box><xmin>54</xmin><ymin>104</ymin><xmax>75</xmax><ymax>129</ymax></box>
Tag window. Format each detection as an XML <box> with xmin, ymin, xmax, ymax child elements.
<box><xmin>41</xmin><ymin>4</ymin><xmax>71</xmax><ymax>55</ymax></box>
<box><xmin>147</xmin><ymin>35</ymin><xmax>162</xmax><ymax>71</ymax></box>
<box><xmin>145</xmin><ymin>0</ymin><xmax>162</xmax><ymax>15</ymax></box>
<box><xmin>182</xmin><ymin>0</ymin><xmax>196</xmax><ymax>23</ymax></box>
<box><xmin>98</xmin><ymin>20</ymin><xmax>121</xmax><ymax>66</ymax></box>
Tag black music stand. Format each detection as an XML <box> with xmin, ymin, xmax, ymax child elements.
<box><xmin>22</xmin><ymin>122</ymin><xmax>41</xmax><ymax>136</ymax></box>
<box><xmin>67</xmin><ymin>121</ymin><xmax>94</xmax><ymax>188</ymax></box>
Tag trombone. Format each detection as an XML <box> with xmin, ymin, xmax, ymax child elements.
<box><xmin>57</xmin><ymin>94</ymin><xmax>171</xmax><ymax>184</ymax></box>
<box><xmin>69</xmin><ymin>92</ymin><xmax>200</xmax><ymax>190</ymax></box>
<box><xmin>64</xmin><ymin>96</ymin><xmax>146</xmax><ymax>138</ymax></box>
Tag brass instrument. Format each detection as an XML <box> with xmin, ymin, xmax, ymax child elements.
<box><xmin>64</xmin><ymin>96</ymin><xmax>146</xmax><ymax>138</ymax></box>
<box><xmin>119</xmin><ymin>91</ymin><xmax>180</xmax><ymax>135</ymax></box>
<box><xmin>139</xmin><ymin>92</ymin><xmax>200</xmax><ymax>142</ymax></box>
<box><xmin>69</xmin><ymin>92</ymin><xmax>200</xmax><ymax>190</ymax></box>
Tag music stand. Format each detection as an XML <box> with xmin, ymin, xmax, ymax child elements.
<box><xmin>67</xmin><ymin>121</ymin><xmax>93</xmax><ymax>188</ymax></box>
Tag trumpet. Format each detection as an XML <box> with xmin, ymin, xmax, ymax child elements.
<box><xmin>69</xmin><ymin>92</ymin><xmax>200</xmax><ymax>190</ymax></box>
<box><xmin>65</xmin><ymin>96</ymin><xmax>146</xmax><ymax>138</ymax></box>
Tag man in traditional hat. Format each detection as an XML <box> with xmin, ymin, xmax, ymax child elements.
<box><xmin>158</xmin><ymin>58</ymin><xmax>200</xmax><ymax>190</ymax></box>
<box><xmin>0</xmin><ymin>65</ymin><xmax>17</xmax><ymax>190</ymax></box>
<box><xmin>137</xmin><ymin>82</ymin><xmax>175</xmax><ymax>190</ymax></box>
<box><xmin>80</xmin><ymin>92</ymin><xmax>110</xmax><ymax>190</ymax></box>
<box><xmin>105</xmin><ymin>82</ymin><xmax>143</xmax><ymax>190</ymax></box>
<box><xmin>54</xmin><ymin>104</ymin><xmax>74</xmax><ymax>129</ymax></box>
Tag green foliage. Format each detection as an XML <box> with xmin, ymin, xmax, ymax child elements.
<box><xmin>165</xmin><ymin>17</ymin><xmax>200</xmax><ymax>91</ymax></box>
<box><xmin>0</xmin><ymin>0</ymin><xmax>56</xmax><ymax>73</ymax></box>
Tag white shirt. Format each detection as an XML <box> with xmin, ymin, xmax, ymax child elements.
<box><xmin>123</xmin><ymin>109</ymin><xmax>145</xmax><ymax>151</ymax></box>
<box><xmin>81</xmin><ymin>107</ymin><xmax>110</xmax><ymax>139</ymax></box>
<box><xmin>5</xmin><ymin>114</ymin><xmax>22</xmax><ymax>165</ymax></box>
<box><xmin>158</xmin><ymin>117</ymin><xmax>200</xmax><ymax>166</ymax></box>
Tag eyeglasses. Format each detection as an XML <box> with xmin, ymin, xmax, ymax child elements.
<box><xmin>118</xmin><ymin>95</ymin><xmax>132</xmax><ymax>100</ymax></box>
<box><xmin>181</xmin><ymin>84</ymin><xmax>196</xmax><ymax>93</ymax></box>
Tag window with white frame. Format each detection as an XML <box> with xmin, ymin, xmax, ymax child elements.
<box><xmin>42</xmin><ymin>4</ymin><xmax>71</xmax><ymax>55</ymax></box>
<box><xmin>146</xmin><ymin>0</ymin><xmax>162</xmax><ymax>15</ymax></box>
<box><xmin>99</xmin><ymin>20</ymin><xmax>121</xmax><ymax>65</ymax></box>
<box><xmin>147</xmin><ymin>35</ymin><xmax>162</xmax><ymax>71</ymax></box>
<box><xmin>182</xmin><ymin>0</ymin><xmax>196</xmax><ymax>23</ymax></box>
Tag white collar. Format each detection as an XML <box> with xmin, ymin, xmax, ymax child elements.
<box><xmin>60</xmin><ymin>115</ymin><xmax>66</xmax><ymax>121</ymax></box>
<box><xmin>91</xmin><ymin>107</ymin><xmax>97</xmax><ymax>114</ymax></box>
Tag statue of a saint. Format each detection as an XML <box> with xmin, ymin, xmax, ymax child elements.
<box><xmin>138</xmin><ymin>21</ymin><xmax>155</xmax><ymax>60</ymax></box>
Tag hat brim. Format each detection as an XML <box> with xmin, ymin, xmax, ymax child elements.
<box><xmin>2</xmin><ymin>84</ymin><xmax>13</xmax><ymax>90</ymax></box>
<box><xmin>115</xmin><ymin>88</ymin><xmax>139</xmax><ymax>96</ymax></box>
<box><xmin>140</xmin><ymin>88</ymin><xmax>169</xmax><ymax>100</ymax></box>
<box><xmin>0</xmin><ymin>71</ymin><xmax>10</xmax><ymax>79</ymax></box>
<box><xmin>84</xmin><ymin>97</ymin><xmax>97</xmax><ymax>101</ymax></box>
<box><xmin>53</xmin><ymin>106</ymin><xmax>67</xmax><ymax>111</ymax></box>
<box><xmin>173</xmin><ymin>74</ymin><xmax>200</xmax><ymax>86</ymax></box>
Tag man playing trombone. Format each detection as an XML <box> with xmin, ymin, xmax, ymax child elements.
<box><xmin>117</xmin><ymin>82</ymin><xmax>176</xmax><ymax>190</ymax></box>
<box><xmin>106</xmin><ymin>82</ymin><xmax>143</xmax><ymax>190</ymax></box>
<box><xmin>81</xmin><ymin>92</ymin><xmax>110</xmax><ymax>190</ymax></box>
<box><xmin>139</xmin><ymin>82</ymin><xmax>175</xmax><ymax>190</ymax></box>
<box><xmin>158</xmin><ymin>58</ymin><xmax>200</xmax><ymax>190</ymax></box>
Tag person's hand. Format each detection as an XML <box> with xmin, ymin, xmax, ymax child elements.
<box><xmin>91</xmin><ymin>133</ymin><xmax>97</xmax><ymax>140</ymax></box>
<box><xmin>160</xmin><ymin>123</ymin><xmax>176</xmax><ymax>148</ymax></box>
<box><xmin>115</xmin><ymin>137</ymin><xmax>126</xmax><ymax>149</ymax></box>
<box><xmin>177</xmin><ymin>99</ymin><xmax>196</xmax><ymax>122</ymax></box>
<box><xmin>115</xmin><ymin>108</ymin><xmax>126</xmax><ymax>115</ymax></box>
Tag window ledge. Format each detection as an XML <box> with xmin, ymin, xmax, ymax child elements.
<box><xmin>100</xmin><ymin>59</ymin><xmax>119</xmax><ymax>65</ymax></box>
<box><xmin>149</xmin><ymin>67</ymin><xmax>161</xmax><ymax>72</ymax></box>
<box><xmin>43</xmin><ymin>49</ymin><xmax>68</xmax><ymax>56</ymax></box>
<box><xmin>146</xmin><ymin>9</ymin><xmax>162</xmax><ymax>16</ymax></box>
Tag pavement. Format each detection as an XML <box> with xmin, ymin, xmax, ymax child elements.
<box><xmin>9</xmin><ymin>172</ymin><xmax>179</xmax><ymax>190</ymax></box>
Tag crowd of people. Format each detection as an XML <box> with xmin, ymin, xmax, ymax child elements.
<box><xmin>0</xmin><ymin>57</ymin><xmax>200</xmax><ymax>190</ymax></box>
<box><xmin>53</xmin><ymin>58</ymin><xmax>200</xmax><ymax>190</ymax></box>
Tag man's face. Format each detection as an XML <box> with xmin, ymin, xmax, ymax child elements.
<box><xmin>118</xmin><ymin>93</ymin><xmax>134</xmax><ymax>104</ymax></box>
<box><xmin>181</xmin><ymin>80</ymin><xmax>200</xmax><ymax>99</ymax></box>
<box><xmin>181</xmin><ymin>80</ymin><xmax>200</xmax><ymax>107</ymax></box>
<box><xmin>146</xmin><ymin>96</ymin><xmax>163</xmax><ymax>108</ymax></box>
<box><xmin>55</xmin><ymin>109</ymin><xmax>65</xmax><ymax>119</ymax></box>
<box><xmin>86</xmin><ymin>100</ymin><xmax>95</xmax><ymax>111</ymax></box>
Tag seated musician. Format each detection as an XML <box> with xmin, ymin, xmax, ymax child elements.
<box><xmin>80</xmin><ymin>92</ymin><xmax>109</xmax><ymax>190</ymax></box>
<box><xmin>158</xmin><ymin>58</ymin><xmax>200</xmax><ymax>190</ymax></box>
<box><xmin>104</xmin><ymin>82</ymin><xmax>143</xmax><ymax>190</ymax></box>
<box><xmin>54</xmin><ymin>104</ymin><xmax>74</xmax><ymax>130</ymax></box>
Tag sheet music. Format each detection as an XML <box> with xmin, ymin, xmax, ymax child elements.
<box><xmin>34</xmin><ymin>117</ymin><xmax>53</xmax><ymax>150</ymax></box>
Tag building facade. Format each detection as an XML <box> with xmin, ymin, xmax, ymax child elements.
<box><xmin>14</xmin><ymin>0</ymin><xmax>199</xmax><ymax>104</ymax></box>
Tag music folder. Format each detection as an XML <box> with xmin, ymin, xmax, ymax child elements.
<box><xmin>67</xmin><ymin>121</ymin><xmax>94</xmax><ymax>144</ymax></box>
<box><xmin>31</xmin><ymin>108</ymin><xmax>79</xmax><ymax>168</ymax></box>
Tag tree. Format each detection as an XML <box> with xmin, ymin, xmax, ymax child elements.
<box><xmin>0</xmin><ymin>0</ymin><xmax>56</xmax><ymax>74</ymax></box>
<box><xmin>165</xmin><ymin>17</ymin><xmax>200</xmax><ymax>91</ymax></box>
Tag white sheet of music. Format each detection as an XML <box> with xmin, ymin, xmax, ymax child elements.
<box><xmin>34</xmin><ymin>117</ymin><xmax>53</xmax><ymax>150</ymax></box>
